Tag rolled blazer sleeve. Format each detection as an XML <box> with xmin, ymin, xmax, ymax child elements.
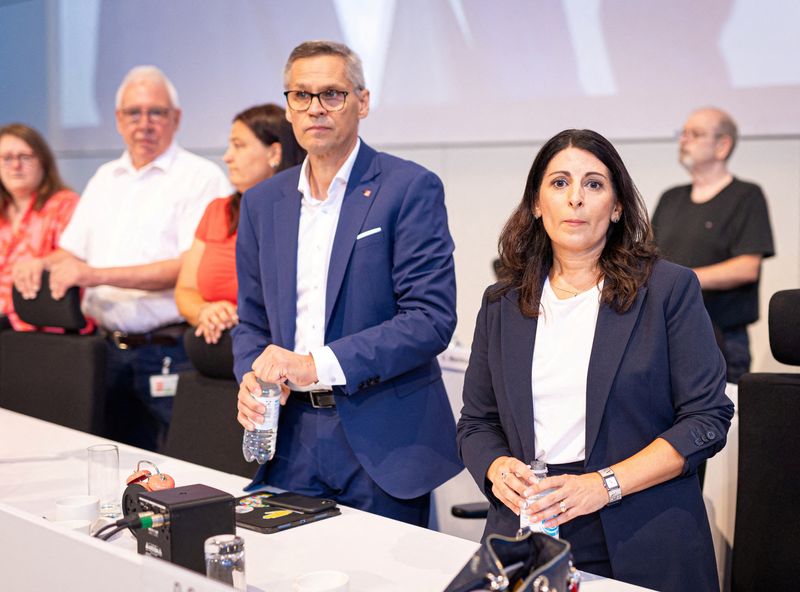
<box><xmin>657</xmin><ymin>268</ymin><xmax>735</xmax><ymax>474</ymax></box>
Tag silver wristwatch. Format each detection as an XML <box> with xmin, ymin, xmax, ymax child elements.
<box><xmin>597</xmin><ymin>467</ymin><xmax>622</xmax><ymax>505</ymax></box>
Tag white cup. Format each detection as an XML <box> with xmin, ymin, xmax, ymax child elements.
<box><xmin>53</xmin><ymin>519</ymin><xmax>92</xmax><ymax>534</ymax></box>
<box><xmin>55</xmin><ymin>494</ymin><xmax>100</xmax><ymax>521</ymax></box>
<box><xmin>293</xmin><ymin>571</ymin><xmax>350</xmax><ymax>592</ymax></box>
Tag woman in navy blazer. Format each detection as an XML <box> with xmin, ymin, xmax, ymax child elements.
<box><xmin>458</xmin><ymin>129</ymin><xmax>733</xmax><ymax>592</ymax></box>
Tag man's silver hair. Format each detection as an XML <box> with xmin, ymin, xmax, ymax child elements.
<box><xmin>283</xmin><ymin>40</ymin><xmax>366</xmax><ymax>93</ymax></box>
<box><xmin>115</xmin><ymin>65</ymin><xmax>180</xmax><ymax>109</ymax></box>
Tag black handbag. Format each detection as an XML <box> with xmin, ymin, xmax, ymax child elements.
<box><xmin>444</xmin><ymin>531</ymin><xmax>580</xmax><ymax>592</ymax></box>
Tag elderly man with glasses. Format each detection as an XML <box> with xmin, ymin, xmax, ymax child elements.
<box><xmin>13</xmin><ymin>65</ymin><xmax>231</xmax><ymax>451</ymax></box>
<box><xmin>652</xmin><ymin>107</ymin><xmax>774</xmax><ymax>385</ymax></box>
<box><xmin>233</xmin><ymin>40</ymin><xmax>462</xmax><ymax>526</ymax></box>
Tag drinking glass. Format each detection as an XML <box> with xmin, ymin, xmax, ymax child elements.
<box><xmin>205</xmin><ymin>534</ymin><xmax>246</xmax><ymax>591</ymax></box>
<box><xmin>87</xmin><ymin>444</ymin><xmax>121</xmax><ymax>518</ymax></box>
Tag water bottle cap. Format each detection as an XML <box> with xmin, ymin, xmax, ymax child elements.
<box><xmin>256</xmin><ymin>378</ymin><xmax>281</xmax><ymax>394</ymax></box>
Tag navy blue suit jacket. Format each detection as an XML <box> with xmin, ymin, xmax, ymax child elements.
<box><xmin>458</xmin><ymin>260</ymin><xmax>733</xmax><ymax>592</ymax></box>
<box><xmin>233</xmin><ymin>141</ymin><xmax>463</xmax><ymax>499</ymax></box>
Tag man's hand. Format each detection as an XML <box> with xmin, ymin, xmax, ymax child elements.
<box><xmin>49</xmin><ymin>256</ymin><xmax>94</xmax><ymax>300</ymax></box>
<box><xmin>12</xmin><ymin>258</ymin><xmax>46</xmax><ymax>300</ymax></box>
<box><xmin>236</xmin><ymin>371</ymin><xmax>290</xmax><ymax>430</ymax></box>
<box><xmin>251</xmin><ymin>344</ymin><xmax>318</xmax><ymax>387</ymax></box>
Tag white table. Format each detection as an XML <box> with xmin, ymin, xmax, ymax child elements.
<box><xmin>0</xmin><ymin>408</ymin><xmax>651</xmax><ymax>591</ymax></box>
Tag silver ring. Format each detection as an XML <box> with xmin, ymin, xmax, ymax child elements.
<box><xmin>559</xmin><ymin>500</ymin><xmax>567</xmax><ymax>514</ymax></box>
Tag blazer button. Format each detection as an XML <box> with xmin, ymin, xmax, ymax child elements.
<box><xmin>706</xmin><ymin>431</ymin><xmax>716</xmax><ymax>440</ymax></box>
<box><xmin>694</xmin><ymin>438</ymin><xmax>703</xmax><ymax>446</ymax></box>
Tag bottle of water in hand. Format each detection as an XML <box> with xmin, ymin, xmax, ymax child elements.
<box><xmin>518</xmin><ymin>460</ymin><xmax>560</xmax><ymax>539</ymax></box>
<box><xmin>242</xmin><ymin>379</ymin><xmax>281</xmax><ymax>464</ymax></box>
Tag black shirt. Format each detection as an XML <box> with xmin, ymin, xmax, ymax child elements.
<box><xmin>652</xmin><ymin>178</ymin><xmax>774</xmax><ymax>330</ymax></box>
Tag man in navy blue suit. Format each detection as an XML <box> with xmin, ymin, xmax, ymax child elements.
<box><xmin>233</xmin><ymin>41</ymin><xmax>462</xmax><ymax>526</ymax></box>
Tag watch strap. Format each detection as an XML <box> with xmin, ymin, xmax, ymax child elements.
<box><xmin>597</xmin><ymin>467</ymin><xmax>622</xmax><ymax>505</ymax></box>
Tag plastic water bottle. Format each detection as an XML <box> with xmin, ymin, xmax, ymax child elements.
<box><xmin>518</xmin><ymin>460</ymin><xmax>560</xmax><ymax>538</ymax></box>
<box><xmin>242</xmin><ymin>379</ymin><xmax>281</xmax><ymax>464</ymax></box>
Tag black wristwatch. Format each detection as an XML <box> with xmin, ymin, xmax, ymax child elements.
<box><xmin>597</xmin><ymin>467</ymin><xmax>622</xmax><ymax>505</ymax></box>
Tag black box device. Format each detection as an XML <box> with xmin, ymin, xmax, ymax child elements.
<box><xmin>133</xmin><ymin>484</ymin><xmax>235</xmax><ymax>574</ymax></box>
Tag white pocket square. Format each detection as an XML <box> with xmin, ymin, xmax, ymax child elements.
<box><xmin>356</xmin><ymin>227</ymin><xmax>382</xmax><ymax>240</ymax></box>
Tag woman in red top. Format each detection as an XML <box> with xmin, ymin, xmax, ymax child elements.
<box><xmin>176</xmin><ymin>104</ymin><xmax>305</xmax><ymax>343</ymax></box>
<box><xmin>1</xmin><ymin>124</ymin><xmax>79</xmax><ymax>331</ymax></box>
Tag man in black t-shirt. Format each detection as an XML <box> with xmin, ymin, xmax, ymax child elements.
<box><xmin>653</xmin><ymin>107</ymin><xmax>774</xmax><ymax>383</ymax></box>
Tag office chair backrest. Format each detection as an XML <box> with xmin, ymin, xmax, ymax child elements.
<box><xmin>183</xmin><ymin>328</ymin><xmax>235</xmax><ymax>379</ymax></box>
<box><xmin>12</xmin><ymin>270</ymin><xmax>87</xmax><ymax>331</ymax></box>
<box><xmin>768</xmin><ymin>289</ymin><xmax>800</xmax><ymax>365</ymax></box>
<box><xmin>731</xmin><ymin>289</ymin><xmax>800</xmax><ymax>591</ymax></box>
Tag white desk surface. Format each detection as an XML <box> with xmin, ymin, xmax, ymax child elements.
<box><xmin>0</xmin><ymin>408</ymin><xmax>651</xmax><ymax>591</ymax></box>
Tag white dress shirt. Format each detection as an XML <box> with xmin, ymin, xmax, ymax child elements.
<box><xmin>531</xmin><ymin>278</ymin><xmax>602</xmax><ymax>464</ymax></box>
<box><xmin>58</xmin><ymin>142</ymin><xmax>231</xmax><ymax>332</ymax></box>
<box><xmin>292</xmin><ymin>139</ymin><xmax>361</xmax><ymax>389</ymax></box>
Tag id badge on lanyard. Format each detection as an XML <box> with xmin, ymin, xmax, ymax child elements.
<box><xmin>150</xmin><ymin>356</ymin><xmax>179</xmax><ymax>397</ymax></box>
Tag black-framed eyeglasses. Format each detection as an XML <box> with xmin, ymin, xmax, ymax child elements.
<box><xmin>284</xmin><ymin>90</ymin><xmax>349</xmax><ymax>112</ymax></box>
<box><xmin>0</xmin><ymin>153</ymin><xmax>37</xmax><ymax>167</ymax></box>
<box><xmin>119</xmin><ymin>107</ymin><xmax>172</xmax><ymax>124</ymax></box>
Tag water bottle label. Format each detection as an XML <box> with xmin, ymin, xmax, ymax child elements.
<box><xmin>252</xmin><ymin>394</ymin><xmax>280</xmax><ymax>430</ymax></box>
<box><xmin>542</xmin><ymin>522</ymin><xmax>559</xmax><ymax>538</ymax></box>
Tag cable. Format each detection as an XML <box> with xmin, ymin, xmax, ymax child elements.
<box><xmin>93</xmin><ymin>511</ymin><xmax>167</xmax><ymax>540</ymax></box>
<box><xmin>100</xmin><ymin>524</ymin><xmax>130</xmax><ymax>541</ymax></box>
<box><xmin>93</xmin><ymin>522</ymin><xmax>120</xmax><ymax>538</ymax></box>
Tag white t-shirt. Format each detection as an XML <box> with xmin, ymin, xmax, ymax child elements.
<box><xmin>531</xmin><ymin>277</ymin><xmax>601</xmax><ymax>464</ymax></box>
<box><xmin>59</xmin><ymin>142</ymin><xmax>231</xmax><ymax>332</ymax></box>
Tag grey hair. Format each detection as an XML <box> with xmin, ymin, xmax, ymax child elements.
<box><xmin>115</xmin><ymin>65</ymin><xmax>180</xmax><ymax>109</ymax></box>
<box><xmin>283</xmin><ymin>40</ymin><xmax>366</xmax><ymax>93</ymax></box>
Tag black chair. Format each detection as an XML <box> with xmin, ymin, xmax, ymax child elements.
<box><xmin>451</xmin><ymin>501</ymin><xmax>489</xmax><ymax>519</ymax></box>
<box><xmin>163</xmin><ymin>328</ymin><xmax>254</xmax><ymax>478</ymax></box>
<box><xmin>0</xmin><ymin>273</ymin><xmax>107</xmax><ymax>434</ymax></box>
<box><xmin>731</xmin><ymin>289</ymin><xmax>800</xmax><ymax>591</ymax></box>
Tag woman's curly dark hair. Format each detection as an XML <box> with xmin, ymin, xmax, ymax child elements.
<box><xmin>491</xmin><ymin>129</ymin><xmax>658</xmax><ymax>316</ymax></box>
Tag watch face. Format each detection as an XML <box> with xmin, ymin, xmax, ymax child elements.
<box><xmin>607</xmin><ymin>476</ymin><xmax>619</xmax><ymax>489</ymax></box>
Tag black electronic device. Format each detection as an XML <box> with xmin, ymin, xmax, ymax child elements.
<box><xmin>235</xmin><ymin>492</ymin><xmax>341</xmax><ymax>534</ymax></box>
<box><xmin>265</xmin><ymin>491</ymin><xmax>337</xmax><ymax>514</ymax></box>
<box><xmin>127</xmin><ymin>483</ymin><xmax>235</xmax><ymax>574</ymax></box>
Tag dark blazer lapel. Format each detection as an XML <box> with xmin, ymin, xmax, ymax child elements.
<box><xmin>500</xmin><ymin>290</ymin><xmax>538</xmax><ymax>464</ymax></box>
<box><xmin>273</xmin><ymin>179</ymin><xmax>301</xmax><ymax>350</ymax></box>
<box><xmin>325</xmin><ymin>142</ymin><xmax>381</xmax><ymax>327</ymax></box>
<box><xmin>584</xmin><ymin>287</ymin><xmax>648</xmax><ymax>462</ymax></box>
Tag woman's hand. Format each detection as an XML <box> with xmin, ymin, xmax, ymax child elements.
<box><xmin>195</xmin><ymin>300</ymin><xmax>239</xmax><ymax>344</ymax></box>
<box><xmin>524</xmin><ymin>472</ymin><xmax>609</xmax><ymax>527</ymax></box>
<box><xmin>12</xmin><ymin>258</ymin><xmax>45</xmax><ymax>299</ymax></box>
<box><xmin>487</xmin><ymin>456</ymin><xmax>536</xmax><ymax>516</ymax></box>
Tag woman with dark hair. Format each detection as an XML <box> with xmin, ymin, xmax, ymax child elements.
<box><xmin>458</xmin><ymin>129</ymin><xmax>733</xmax><ymax>591</ymax></box>
<box><xmin>1</xmin><ymin>123</ymin><xmax>79</xmax><ymax>330</ymax></box>
<box><xmin>175</xmin><ymin>104</ymin><xmax>305</xmax><ymax>345</ymax></box>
